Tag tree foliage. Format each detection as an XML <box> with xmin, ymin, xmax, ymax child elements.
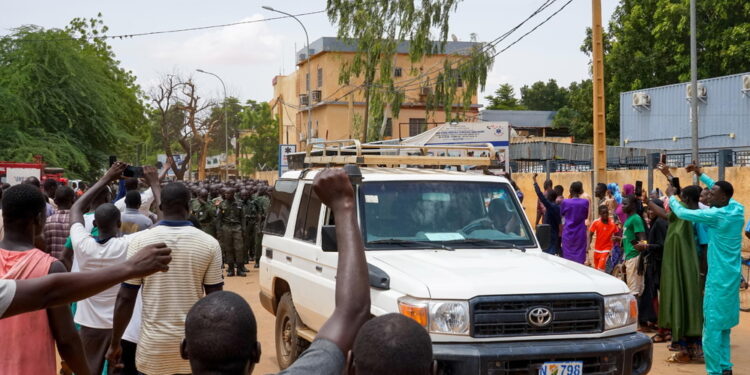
<box><xmin>582</xmin><ymin>0</ymin><xmax>750</xmax><ymax>144</ymax></box>
<box><xmin>239</xmin><ymin>101</ymin><xmax>278</xmax><ymax>174</ymax></box>
<box><xmin>484</xmin><ymin>83</ymin><xmax>525</xmax><ymax>110</ymax></box>
<box><xmin>520</xmin><ymin>79</ymin><xmax>569</xmax><ymax>111</ymax></box>
<box><xmin>327</xmin><ymin>0</ymin><xmax>493</xmax><ymax>141</ymax></box>
<box><xmin>0</xmin><ymin>16</ymin><xmax>146</xmax><ymax>179</ymax></box>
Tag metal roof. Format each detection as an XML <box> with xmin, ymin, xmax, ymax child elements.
<box><xmin>297</xmin><ymin>37</ymin><xmax>481</xmax><ymax>61</ymax></box>
<box><xmin>479</xmin><ymin>110</ymin><xmax>557</xmax><ymax>128</ymax></box>
<box><xmin>620</xmin><ymin>72</ymin><xmax>750</xmax><ymax>152</ymax></box>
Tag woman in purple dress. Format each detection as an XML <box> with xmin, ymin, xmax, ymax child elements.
<box><xmin>560</xmin><ymin>181</ymin><xmax>590</xmax><ymax>263</ymax></box>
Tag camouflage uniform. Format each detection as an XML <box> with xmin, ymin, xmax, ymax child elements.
<box><xmin>218</xmin><ymin>198</ymin><xmax>245</xmax><ymax>274</ymax></box>
<box><xmin>242</xmin><ymin>198</ymin><xmax>258</xmax><ymax>265</ymax></box>
<box><xmin>253</xmin><ymin>195</ymin><xmax>271</xmax><ymax>263</ymax></box>
<box><xmin>190</xmin><ymin>198</ymin><xmax>216</xmax><ymax>238</ymax></box>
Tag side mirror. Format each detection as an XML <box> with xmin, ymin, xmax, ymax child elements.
<box><xmin>321</xmin><ymin>225</ymin><xmax>337</xmax><ymax>252</ymax></box>
<box><xmin>536</xmin><ymin>224</ymin><xmax>551</xmax><ymax>250</ymax></box>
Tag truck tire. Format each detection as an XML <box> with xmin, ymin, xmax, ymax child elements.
<box><xmin>275</xmin><ymin>292</ymin><xmax>306</xmax><ymax>369</ymax></box>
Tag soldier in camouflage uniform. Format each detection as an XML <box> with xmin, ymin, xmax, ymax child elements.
<box><xmin>190</xmin><ymin>189</ymin><xmax>216</xmax><ymax>238</ymax></box>
<box><xmin>218</xmin><ymin>187</ymin><xmax>246</xmax><ymax>277</ymax></box>
<box><xmin>238</xmin><ymin>189</ymin><xmax>255</xmax><ymax>273</ymax></box>
<box><xmin>253</xmin><ymin>185</ymin><xmax>271</xmax><ymax>268</ymax></box>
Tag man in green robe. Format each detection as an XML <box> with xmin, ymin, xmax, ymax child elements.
<box><xmin>669</xmin><ymin>165</ymin><xmax>744</xmax><ymax>375</ymax></box>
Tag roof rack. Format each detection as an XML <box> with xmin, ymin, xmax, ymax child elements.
<box><xmin>304</xmin><ymin>139</ymin><xmax>500</xmax><ymax>167</ymax></box>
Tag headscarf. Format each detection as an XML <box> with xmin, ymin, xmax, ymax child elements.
<box><xmin>623</xmin><ymin>184</ymin><xmax>635</xmax><ymax>196</ymax></box>
<box><xmin>607</xmin><ymin>183</ymin><xmax>622</xmax><ymax>204</ymax></box>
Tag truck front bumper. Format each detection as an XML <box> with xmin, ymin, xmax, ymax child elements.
<box><xmin>433</xmin><ymin>332</ymin><xmax>652</xmax><ymax>375</ymax></box>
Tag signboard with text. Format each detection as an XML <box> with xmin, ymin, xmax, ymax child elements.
<box><xmin>278</xmin><ymin>144</ymin><xmax>296</xmax><ymax>177</ymax></box>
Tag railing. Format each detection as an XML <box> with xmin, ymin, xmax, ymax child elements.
<box><xmin>512</xmin><ymin>150</ymin><xmax>749</xmax><ymax>173</ymax></box>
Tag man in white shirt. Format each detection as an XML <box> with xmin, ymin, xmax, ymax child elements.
<box><xmin>108</xmin><ymin>181</ymin><xmax>222</xmax><ymax>375</ymax></box>
<box><xmin>71</xmin><ymin>162</ymin><xmax>161</xmax><ymax>375</ymax></box>
<box><xmin>114</xmin><ymin>178</ymin><xmax>155</xmax><ymax>216</ymax></box>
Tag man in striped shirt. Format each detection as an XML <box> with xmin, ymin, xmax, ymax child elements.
<box><xmin>108</xmin><ymin>182</ymin><xmax>223</xmax><ymax>375</ymax></box>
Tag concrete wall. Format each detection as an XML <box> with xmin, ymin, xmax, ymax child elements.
<box><xmin>253</xmin><ymin>170</ymin><xmax>279</xmax><ymax>186</ymax></box>
<box><xmin>513</xmin><ymin>166</ymin><xmax>750</xmax><ymax>251</ymax></box>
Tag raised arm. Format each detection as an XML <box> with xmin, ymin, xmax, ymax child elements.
<box><xmin>313</xmin><ymin>169</ymin><xmax>370</xmax><ymax>354</ymax></box>
<box><xmin>3</xmin><ymin>243</ymin><xmax>171</xmax><ymax>319</ymax></box>
<box><xmin>647</xmin><ymin>199</ymin><xmax>669</xmax><ymax>221</ymax></box>
<box><xmin>71</xmin><ymin>162</ymin><xmax>126</xmax><ymax>225</ymax></box>
<box><xmin>143</xmin><ymin>166</ymin><xmax>162</xmax><ymax>220</ymax></box>
<box><xmin>532</xmin><ymin>173</ymin><xmax>553</xmax><ymax>209</ymax></box>
<box><xmin>668</xmin><ymin>196</ymin><xmax>719</xmax><ymax>225</ymax></box>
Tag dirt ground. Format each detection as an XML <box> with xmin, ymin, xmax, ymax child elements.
<box><xmin>227</xmin><ymin>269</ymin><xmax>750</xmax><ymax>375</ymax></box>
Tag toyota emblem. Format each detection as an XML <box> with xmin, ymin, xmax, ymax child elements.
<box><xmin>527</xmin><ymin>307</ymin><xmax>553</xmax><ymax>327</ymax></box>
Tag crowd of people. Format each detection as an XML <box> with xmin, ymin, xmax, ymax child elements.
<box><xmin>0</xmin><ymin>164</ymin><xmax>436</xmax><ymax>375</ymax></box>
<box><xmin>532</xmin><ymin>163</ymin><xmax>745</xmax><ymax>375</ymax></box>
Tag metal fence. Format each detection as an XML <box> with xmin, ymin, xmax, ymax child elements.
<box><xmin>512</xmin><ymin>151</ymin><xmax>750</xmax><ymax>173</ymax></box>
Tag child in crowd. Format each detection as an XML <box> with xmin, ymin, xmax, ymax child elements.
<box><xmin>588</xmin><ymin>205</ymin><xmax>620</xmax><ymax>271</ymax></box>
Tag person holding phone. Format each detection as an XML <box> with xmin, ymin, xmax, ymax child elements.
<box><xmin>667</xmin><ymin>162</ymin><xmax>744</xmax><ymax>375</ymax></box>
<box><xmin>621</xmin><ymin>194</ymin><xmax>647</xmax><ymax>297</ymax></box>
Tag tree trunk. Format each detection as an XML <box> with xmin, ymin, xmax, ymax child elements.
<box><xmin>362</xmin><ymin>85</ymin><xmax>371</xmax><ymax>142</ymax></box>
<box><xmin>198</xmin><ymin>137</ymin><xmax>209</xmax><ymax>181</ymax></box>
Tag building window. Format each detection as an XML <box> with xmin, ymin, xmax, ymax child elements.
<box><xmin>317</xmin><ymin>68</ymin><xmax>323</xmax><ymax>88</ymax></box>
<box><xmin>394</xmin><ymin>67</ymin><xmax>402</xmax><ymax>77</ymax></box>
<box><xmin>456</xmin><ymin>77</ymin><xmax>463</xmax><ymax>88</ymax></box>
<box><xmin>409</xmin><ymin>118</ymin><xmax>427</xmax><ymax>136</ymax></box>
<box><xmin>306</xmin><ymin>73</ymin><xmax>310</xmax><ymax>91</ymax></box>
<box><xmin>384</xmin><ymin>118</ymin><xmax>393</xmax><ymax>137</ymax></box>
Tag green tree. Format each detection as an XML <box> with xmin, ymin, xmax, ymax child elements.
<box><xmin>207</xmin><ymin>97</ymin><xmax>243</xmax><ymax>156</ymax></box>
<box><xmin>520</xmin><ymin>79</ymin><xmax>569</xmax><ymax>111</ymax></box>
<box><xmin>552</xmin><ymin>80</ymin><xmax>597</xmax><ymax>143</ymax></box>
<box><xmin>240</xmin><ymin>101</ymin><xmax>278</xmax><ymax>174</ymax></box>
<box><xmin>327</xmin><ymin>0</ymin><xmax>493</xmax><ymax>141</ymax></box>
<box><xmin>0</xmin><ymin>16</ymin><xmax>147</xmax><ymax>179</ymax></box>
<box><xmin>582</xmin><ymin>0</ymin><xmax>750</xmax><ymax>144</ymax></box>
<box><xmin>484</xmin><ymin>83</ymin><xmax>525</xmax><ymax>110</ymax></box>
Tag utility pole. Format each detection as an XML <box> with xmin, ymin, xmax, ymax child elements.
<box><xmin>689</xmin><ymin>0</ymin><xmax>699</xmax><ymax>184</ymax></box>
<box><xmin>591</xmin><ymin>0</ymin><xmax>607</xmax><ymax>184</ymax></box>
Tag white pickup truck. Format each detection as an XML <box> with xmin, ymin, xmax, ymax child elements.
<box><xmin>259</xmin><ymin>166</ymin><xmax>652</xmax><ymax>375</ymax></box>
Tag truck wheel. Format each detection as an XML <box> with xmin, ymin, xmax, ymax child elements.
<box><xmin>275</xmin><ymin>292</ymin><xmax>306</xmax><ymax>369</ymax></box>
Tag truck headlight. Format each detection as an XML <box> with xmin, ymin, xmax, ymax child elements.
<box><xmin>398</xmin><ymin>297</ymin><xmax>470</xmax><ymax>335</ymax></box>
<box><xmin>603</xmin><ymin>294</ymin><xmax>638</xmax><ymax>330</ymax></box>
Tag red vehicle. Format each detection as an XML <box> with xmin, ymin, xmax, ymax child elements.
<box><xmin>0</xmin><ymin>157</ymin><xmax>66</xmax><ymax>186</ymax></box>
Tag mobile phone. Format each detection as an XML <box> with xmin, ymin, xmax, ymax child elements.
<box><xmin>660</xmin><ymin>154</ymin><xmax>667</xmax><ymax>164</ymax></box>
<box><xmin>123</xmin><ymin>165</ymin><xmax>144</xmax><ymax>178</ymax></box>
<box><xmin>630</xmin><ymin>239</ymin><xmax>639</xmax><ymax>247</ymax></box>
<box><xmin>635</xmin><ymin>181</ymin><xmax>643</xmax><ymax>197</ymax></box>
<box><xmin>109</xmin><ymin>155</ymin><xmax>117</xmax><ymax>167</ymax></box>
<box><xmin>672</xmin><ymin>177</ymin><xmax>681</xmax><ymax>195</ymax></box>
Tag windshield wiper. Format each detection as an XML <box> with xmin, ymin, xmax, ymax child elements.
<box><xmin>368</xmin><ymin>239</ymin><xmax>454</xmax><ymax>251</ymax></box>
<box><xmin>445</xmin><ymin>238</ymin><xmax>526</xmax><ymax>252</ymax></box>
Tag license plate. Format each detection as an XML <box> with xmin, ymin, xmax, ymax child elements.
<box><xmin>539</xmin><ymin>361</ymin><xmax>583</xmax><ymax>375</ymax></box>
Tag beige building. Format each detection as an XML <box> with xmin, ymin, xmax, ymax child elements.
<box><xmin>269</xmin><ymin>37</ymin><xmax>482</xmax><ymax>148</ymax></box>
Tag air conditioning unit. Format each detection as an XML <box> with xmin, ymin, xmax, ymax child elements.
<box><xmin>742</xmin><ymin>75</ymin><xmax>750</xmax><ymax>94</ymax></box>
<box><xmin>631</xmin><ymin>92</ymin><xmax>651</xmax><ymax>109</ymax></box>
<box><xmin>420</xmin><ymin>86</ymin><xmax>433</xmax><ymax>96</ymax></box>
<box><xmin>298</xmin><ymin>53</ymin><xmax>307</xmax><ymax>63</ymax></box>
<box><xmin>686</xmin><ymin>83</ymin><xmax>707</xmax><ymax>101</ymax></box>
<box><xmin>311</xmin><ymin>90</ymin><xmax>322</xmax><ymax>103</ymax></box>
<box><xmin>299</xmin><ymin>94</ymin><xmax>309</xmax><ymax>106</ymax></box>
<box><xmin>299</xmin><ymin>131</ymin><xmax>306</xmax><ymax>141</ymax></box>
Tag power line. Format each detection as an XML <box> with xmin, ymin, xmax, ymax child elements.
<box><xmin>3</xmin><ymin>10</ymin><xmax>326</xmax><ymax>42</ymax></box>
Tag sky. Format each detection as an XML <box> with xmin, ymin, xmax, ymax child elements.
<box><xmin>1</xmin><ymin>0</ymin><xmax>618</xmax><ymax>107</ymax></box>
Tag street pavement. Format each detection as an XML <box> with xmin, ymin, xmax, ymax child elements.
<box><xmin>228</xmin><ymin>268</ymin><xmax>750</xmax><ymax>374</ymax></box>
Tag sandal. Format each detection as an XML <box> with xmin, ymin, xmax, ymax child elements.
<box><xmin>689</xmin><ymin>344</ymin><xmax>705</xmax><ymax>363</ymax></box>
<box><xmin>667</xmin><ymin>352</ymin><xmax>691</xmax><ymax>364</ymax></box>
<box><xmin>651</xmin><ymin>333</ymin><xmax>669</xmax><ymax>343</ymax></box>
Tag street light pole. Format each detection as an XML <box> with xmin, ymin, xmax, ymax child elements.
<box><xmin>196</xmin><ymin>69</ymin><xmax>229</xmax><ymax>180</ymax></box>
<box><xmin>263</xmin><ymin>5</ymin><xmax>312</xmax><ymax>148</ymax></box>
<box><xmin>689</xmin><ymin>0</ymin><xmax>699</xmax><ymax>184</ymax></box>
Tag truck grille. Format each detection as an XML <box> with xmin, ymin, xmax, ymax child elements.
<box><xmin>471</xmin><ymin>294</ymin><xmax>603</xmax><ymax>337</ymax></box>
<box><xmin>484</xmin><ymin>356</ymin><xmax>617</xmax><ymax>375</ymax></box>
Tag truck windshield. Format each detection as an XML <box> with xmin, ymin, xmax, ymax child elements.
<box><xmin>359</xmin><ymin>181</ymin><xmax>535</xmax><ymax>249</ymax></box>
